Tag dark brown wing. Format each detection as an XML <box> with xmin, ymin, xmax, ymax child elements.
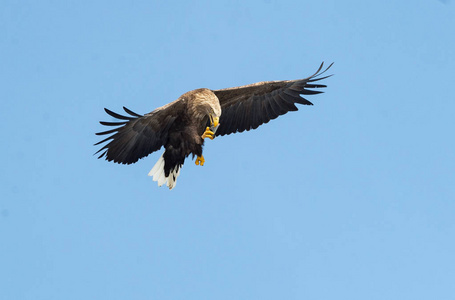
<box><xmin>94</xmin><ymin>99</ymin><xmax>186</xmax><ymax>164</ymax></box>
<box><xmin>212</xmin><ymin>62</ymin><xmax>333</xmax><ymax>136</ymax></box>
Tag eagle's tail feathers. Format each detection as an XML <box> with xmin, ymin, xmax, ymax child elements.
<box><xmin>148</xmin><ymin>152</ymin><xmax>181</xmax><ymax>190</ymax></box>
<box><xmin>167</xmin><ymin>166</ymin><xmax>181</xmax><ymax>190</ymax></box>
<box><xmin>148</xmin><ymin>153</ymin><xmax>165</xmax><ymax>180</ymax></box>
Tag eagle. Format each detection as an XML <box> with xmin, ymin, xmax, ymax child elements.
<box><xmin>95</xmin><ymin>62</ymin><xmax>333</xmax><ymax>189</ymax></box>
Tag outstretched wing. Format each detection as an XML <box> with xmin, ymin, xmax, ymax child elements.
<box><xmin>94</xmin><ymin>99</ymin><xmax>186</xmax><ymax>164</ymax></box>
<box><xmin>212</xmin><ymin>62</ymin><xmax>333</xmax><ymax>136</ymax></box>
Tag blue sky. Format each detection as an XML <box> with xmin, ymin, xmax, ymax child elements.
<box><xmin>1</xmin><ymin>1</ymin><xmax>454</xmax><ymax>299</ymax></box>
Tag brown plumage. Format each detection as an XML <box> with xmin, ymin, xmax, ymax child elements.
<box><xmin>95</xmin><ymin>62</ymin><xmax>333</xmax><ymax>189</ymax></box>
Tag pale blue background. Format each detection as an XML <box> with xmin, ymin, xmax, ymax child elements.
<box><xmin>1</xmin><ymin>1</ymin><xmax>454</xmax><ymax>299</ymax></box>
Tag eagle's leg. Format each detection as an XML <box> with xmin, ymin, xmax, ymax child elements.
<box><xmin>195</xmin><ymin>155</ymin><xmax>205</xmax><ymax>166</ymax></box>
<box><xmin>201</xmin><ymin>127</ymin><xmax>215</xmax><ymax>140</ymax></box>
<box><xmin>196</xmin><ymin>126</ymin><xmax>215</xmax><ymax>166</ymax></box>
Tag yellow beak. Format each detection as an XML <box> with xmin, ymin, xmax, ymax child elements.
<box><xmin>209</xmin><ymin>115</ymin><xmax>220</xmax><ymax>134</ymax></box>
<box><xmin>212</xmin><ymin>116</ymin><xmax>219</xmax><ymax>128</ymax></box>
<box><xmin>209</xmin><ymin>115</ymin><xmax>219</xmax><ymax>127</ymax></box>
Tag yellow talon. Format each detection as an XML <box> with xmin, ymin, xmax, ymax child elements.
<box><xmin>201</xmin><ymin>127</ymin><xmax>215</xmax><ymax>140</ymax></box>
<box><xmin>195</xmin><ymin>155</ymin><xmax>205</xmax><ymax>166</ymax></box>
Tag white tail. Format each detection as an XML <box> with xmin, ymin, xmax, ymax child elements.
<box><xmin>148</xmin><ymin>152</ymin><xmax>181</xmax><ymax>190</ymax></box>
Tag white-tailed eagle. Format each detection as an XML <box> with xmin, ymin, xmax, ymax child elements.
<box><xmin>95</xmin><ymin>62</ymin><xmax>333</xmax><ymax>189</ymax></box>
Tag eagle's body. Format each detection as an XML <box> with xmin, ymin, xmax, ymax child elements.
<box><xmin>95</xmin><ymin>62</ymin><xmax>333</xmax><ymax>189</ymax></box>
